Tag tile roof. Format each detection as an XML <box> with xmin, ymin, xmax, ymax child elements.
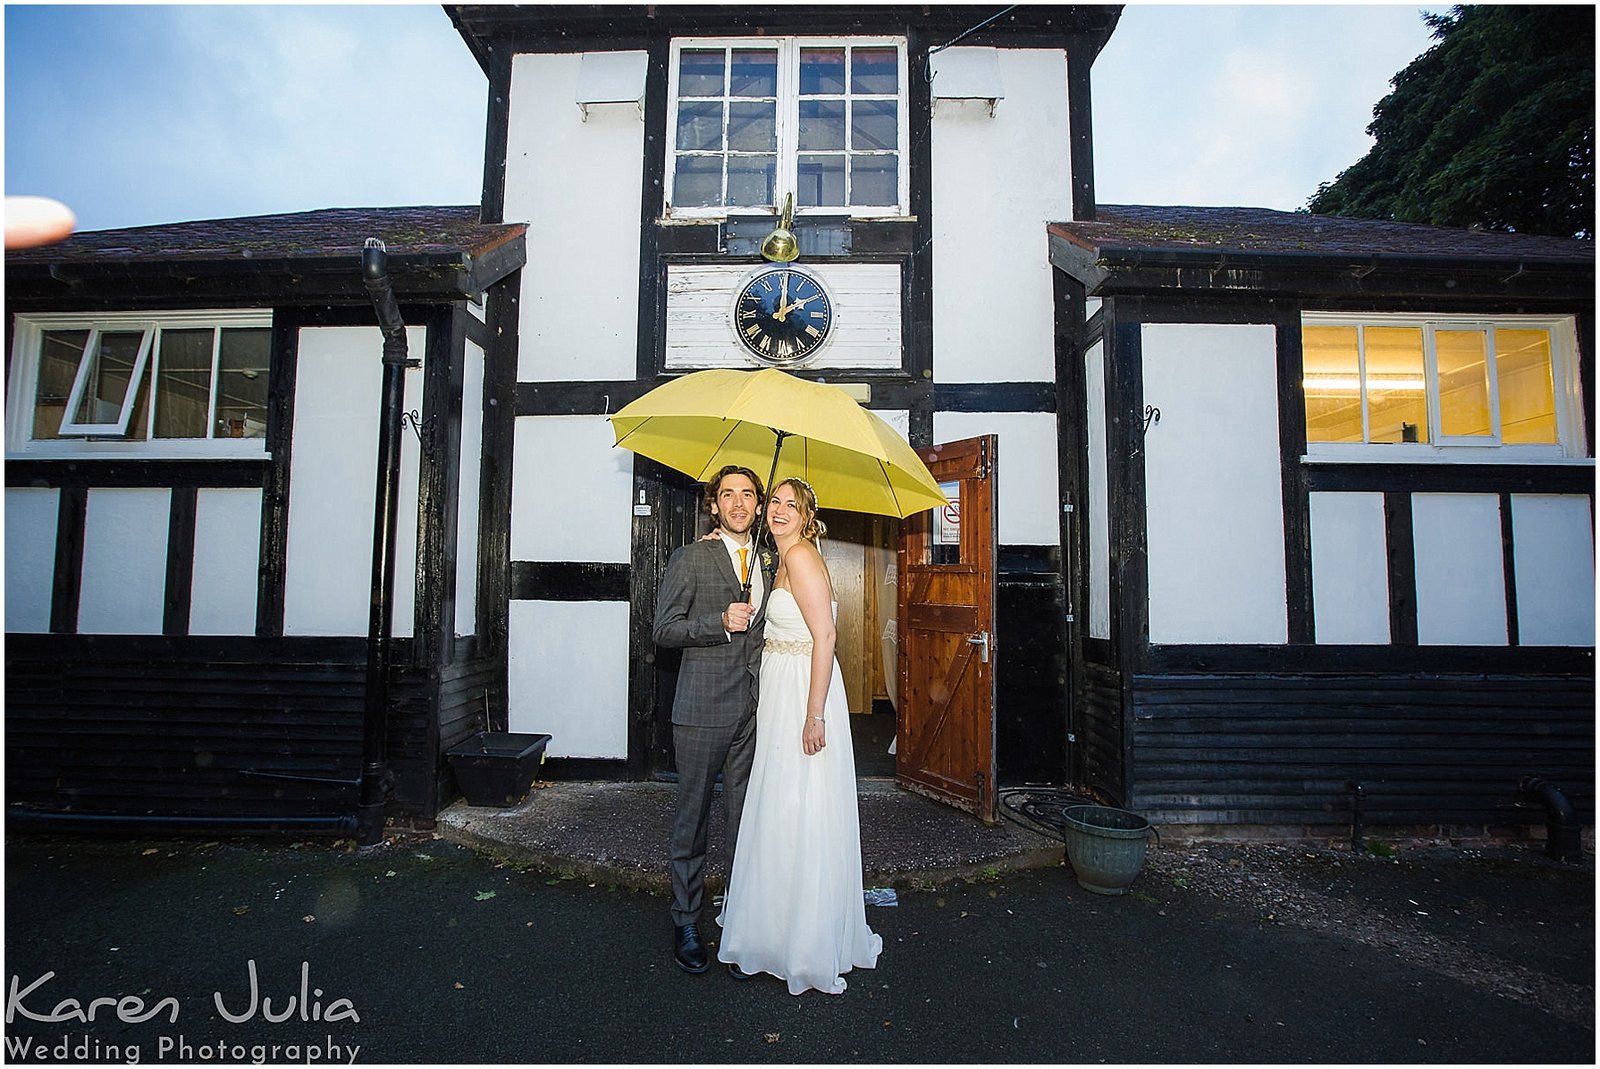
<box><xmin>1050</xmin><ymin>204</ymin><xmax>1593</xmax><ymax>265</ymax></box>
<box><xmin>5</xmin><ymin>205</ymin><xmax>523</xmax><ymax>265</ymax></box>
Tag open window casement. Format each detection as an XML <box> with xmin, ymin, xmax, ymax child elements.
<box><xmin>55</xmin><ymin>325</ymin><xmax>156</xmax><ymax>437</ymax></box>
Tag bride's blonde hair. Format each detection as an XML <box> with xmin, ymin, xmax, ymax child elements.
<box><xmin>775</xmin><ymin>477</ymin><xmax>826</xmax><ymax>543</ymax></box>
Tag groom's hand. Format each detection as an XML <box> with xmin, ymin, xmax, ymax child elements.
<box><xmin>723</xmin><ymin>602</ymin><xmax>754</xmax><ymax>633</ymax></box>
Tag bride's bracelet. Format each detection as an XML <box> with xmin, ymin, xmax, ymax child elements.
<box><xmin>808</xmin><ymin>715</ymin><xmax>825</xmax><ymax>723</ymax></box>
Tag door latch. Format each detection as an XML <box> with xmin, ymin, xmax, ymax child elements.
<box><xmin>966</xmin><ymin>631</ymin><xmax>991</xmax><ymax>663</ymax></box>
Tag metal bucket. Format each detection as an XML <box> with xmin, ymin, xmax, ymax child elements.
<box><xmin>1062</xmin><ymin>804</ymin><xmax>1152</xmax><ymax>896</ymax></box>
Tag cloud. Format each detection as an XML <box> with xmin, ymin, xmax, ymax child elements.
<box><xmin>1093</xmin><ymin>4</ymin><xmax>1441</xmax><ymax>211</ymax></box>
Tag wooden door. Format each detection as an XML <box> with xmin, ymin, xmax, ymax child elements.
<box><xmin>896</xmin><ymin>436</ymin><xmax>998</xmax><ymax>822</ymax></box>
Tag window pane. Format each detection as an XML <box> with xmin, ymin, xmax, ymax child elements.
<box><xmin>1495</xmin><ymin>329</ymin><xmax>1557</xmax><ymax>444</ymax></box>
<box><xmin>1302</xmin><ymin>326</ymin><xmax>1363</xmax><ymax>443</ymax></box>
<box><xmin>72</xmin><ymin>331</ymin><xmax>144</xmax><ymax>426</ymax></box>
<box><xmin>727</xmin><ymin>101</ymin><xmax>775</xmax><ymax>152</ymax></box>
<box><xmin>851</xmin><ymin>47</ymin><xmax>898</xmax><ymax>94</ymax></box>
<box><xmin>1365</xmin><ymin>326</ymin><xmax>1427</xmax><ymax>444</ymax></box>
<box><xmin>673</xmin><ymin>155</ymin><xmax>722</xmax><ymax>208</ymax></box>
<box><xmin>800</xmin><ymin>48</ymin><xmax>845</xmax><ymax>95</ymax></box>
<box><xmin>679</xmin><ymin>49</ymin><xmax>725</xmax><ymax>96</ymax></box>
<box><xmin>217</xmin><ymin>328</ymin><xmax>270</xmax><ymax>438</ymax></box>
<box><xmin>34</xmin><ymin>330</ymin><xmax>86</xmax><ymax>440</ymax></box>
<box><xmin>728</xmin><ymin>49</ymin><xmax>777</xmax><ymax>96</ymax></box>
<box><xmin>726</xmin><ymin>155</ymin><xmax>775</xmax><ymax>206</ymax></box>
<box><xmin>798</xmin><ymin>99</ymin><xmax>846</xmax><ymax>150</ymax></box>
<box><xmin>849</xmin><ymin>154</ymin><xmax>898</xmax><ymax>205</ymax></box>
<box><xmin>851</xmin><ymin>99</ymin><xmax>897</xmax><ymax>151</ymax></box>
<box><xmin>676</xmin><ymin>101</ymin><xmax>724</xmax><ymax>151</ymax></box>
<box><xmin>1436</xmin><ymin>329</ymin><xmax>1492</xmax><ymax>438</ymax></box>
<box><xmin>154</xmin><ymin>328</ymin><xmax>214</xmax><ymax>439</ymax></box>
<box><xmin>797</xmin><ymin>154</ymin><xmax>845</xmax><ymax>207</ymax></box>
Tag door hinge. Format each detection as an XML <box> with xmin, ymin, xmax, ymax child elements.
<box><xmin>1064</xmin><ymin>614</ymin><xmax>1075</xmax><ymax>623</ymax></box>
<box><xmin>1062</xmin><ymin>502</ymin><xmax>1074</xmax><ymax>514</ymax></box>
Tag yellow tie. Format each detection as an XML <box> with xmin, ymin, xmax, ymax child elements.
<box><xmin>738</xmin><ymin>547</ymin><xmax>750</xmax><ymax>587</ymax></box>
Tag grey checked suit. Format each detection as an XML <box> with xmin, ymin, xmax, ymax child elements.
<box><xmin>653</xmin><ymin>536</ymin><xmax>771</xmax><ymax>927</ymax></box>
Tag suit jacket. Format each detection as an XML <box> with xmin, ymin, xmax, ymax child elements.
<box><xmin>653</xmin><ymin>538</ymin><xmax>773</xmax><ymax>728</ymax></box>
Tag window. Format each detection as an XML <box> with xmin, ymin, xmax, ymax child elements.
<box><xmin>1301</xmin><ymin>314</ymin><xmax>1584</xmax><ymax>458</ymax></box>
<box><xmin>9</xmin><ymin>310</ymin><xmax>272</xmax><ymax>457</ymax></box>
<box><xmin>666</xmin><ymin>38</ymin><xmax>908</xmax><ymax>218</ymax></box>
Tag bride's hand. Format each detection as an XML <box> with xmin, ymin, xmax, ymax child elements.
<box><xmin>802</xmin><ymin>715</ymin><xmax>826</xmax><ymax>755</ymax></box>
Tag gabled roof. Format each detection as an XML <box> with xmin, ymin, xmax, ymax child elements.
<box><xmin>1049</xmin><ymin>205</ymin><xmax>1594</xmax><ymax>303</ymax></box>
<box><xmin>447</xmin><ymin>4</ymin><xmax>1123</xmax><ymax>75</ymax></box>
<box><xmin>5</xmin><ymin>206</ymin><xmax>527</xmax><ymax>309</ymax></box>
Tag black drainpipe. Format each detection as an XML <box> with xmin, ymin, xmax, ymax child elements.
<box><xmin>356</xmin><ymin>238</ymin><xmax>413</xmax><ymax>847</ymax></box>
<box><xmin>1519</xmin><ymin>776</ymin><xmax>1583</xmax><ymax>862</ymax></box>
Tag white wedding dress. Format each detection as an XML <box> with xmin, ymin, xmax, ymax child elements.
<box><xmin>717</xmin><ymin>588</ymin><xmax>882</xmax><ymax>994</ymax></box>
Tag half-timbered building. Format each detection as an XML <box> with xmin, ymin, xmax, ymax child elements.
<box><xmin>6</xmin><ymin>4</ymin><xmax>1592</xmax><ymax>839</ymax></box>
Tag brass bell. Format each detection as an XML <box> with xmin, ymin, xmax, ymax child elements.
<box><xmin>759</xmin><ymin>193</ymin><xmax>800</xmax><ymax>263</ymax></box>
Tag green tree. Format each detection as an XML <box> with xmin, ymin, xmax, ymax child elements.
<box><xmin>1309</xmin><ymin>5</ymin><xmax>1593</xmax><ymax>239</ymax></box>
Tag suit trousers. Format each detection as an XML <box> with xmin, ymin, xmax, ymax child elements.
<box><xmin>669</xmin><ymin>713</ymin><xmax>757</xmax><ymax>927</ymax></box>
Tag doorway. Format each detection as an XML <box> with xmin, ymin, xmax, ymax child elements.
<box><xmin>816</xmin><ymin>510</ymin><xmax>899</xmax><ymax>779</ymax></box>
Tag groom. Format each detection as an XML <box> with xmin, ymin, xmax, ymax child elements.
<box><xmin>652</xmin><ymin>464</ymin><xmax>770</xmax><ymax>974</ymax></box>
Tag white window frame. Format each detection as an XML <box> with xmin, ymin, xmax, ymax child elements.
<box><xmin>1301</xmin><ymin>311</ymin><xmax>1588</xmax><ymax>464</ymax></box>
<box><xmin>7</xmin><ymin>309</ymin><xmax>273</xmax><ymax>460</ymax></box>
<box><xmin>664</xmin><ymin>36</ymin><xmax>910</xmax><ymax>220</ymax></box>
<box><xmin>55</xmin><ymin>325</ymin><xmax>157</xmax><ymax>437</ymax></box>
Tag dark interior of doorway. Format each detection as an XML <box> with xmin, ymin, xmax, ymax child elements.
<box><xmin>852</xmin><ymin>699</ymin><xmax>897</xmax><ymax>778</ymax></box>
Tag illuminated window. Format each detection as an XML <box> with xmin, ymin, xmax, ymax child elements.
<box><xmin>666</xmin><ymin>38</ymin><xmax>907</xmax><ymax>217</ymax></box>
<box><xmin>9</xmin><ymin>311</ymin><xmax>272</xmax><ymax>457</ymax></box>
<box><xmin>1302</xmin><ymin>315</ymin><xmax>1580</xmax><ymax>456</ymax></box>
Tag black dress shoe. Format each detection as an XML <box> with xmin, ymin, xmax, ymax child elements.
<box><xmin>674</xmin><ymin>923</ymin><xmax>708</xmax><ymax>973</ymax></box>
<box><xmin>727</xmin><ymin>962</ymin><xmax>753</xmax><ymax>981</ymax></box>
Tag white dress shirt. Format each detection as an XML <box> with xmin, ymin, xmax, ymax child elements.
<box><xmin>718</xmin><ymin>529</ymin><xmax>764</xmax><ymax>611</ymax></box>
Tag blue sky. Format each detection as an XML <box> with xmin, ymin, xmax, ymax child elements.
<box><xmin>4</xmin><ymin>4</ymin><xmax>1440</xmax><ymax>233</ymax></box>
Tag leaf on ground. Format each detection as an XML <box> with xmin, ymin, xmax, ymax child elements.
<box><xmin>141</xmin><ymin>848</ymin><xmax>160</xmax><ymax>856</ymax></box>
<box><xmin>302</xmin><ymin>915</ymin><xmax>315</xmax><ymax>923</ymax></box>
<box><xmin>764</xmin><ymin>1033</ymin><xmax>780</xmax><ymax>1044</ymax></box>
<box><xmin>474</xmin><ymin>890</ymin><xmax>497</xmax><ymax>901</ymax></box>
<box><xmin>233</xmin><ymin>906</ymin><xmax>249</xmax><ymax>916</ymax></box>
<box><xmin>454</xmin><ymin>982</ymin><xmax>465</xmax><ymax>990</ymax></box>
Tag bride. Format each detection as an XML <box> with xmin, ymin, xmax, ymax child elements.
<box><xmin>717</xmin><ymin>477</ymin><xmax>882</xmax><ymax>994</ymax></box>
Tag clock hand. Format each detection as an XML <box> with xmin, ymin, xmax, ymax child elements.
<box><xmin>780</xmin><ymin>292</ymin><xmax>824</xmax><ymax>317</ymax></box>
<box><xmin>776</xmin><ymin>271</ymin><xmax>791</xmax><ymax>321</ymax></box>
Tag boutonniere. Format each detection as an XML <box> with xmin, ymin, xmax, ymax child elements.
<box><xmin>759</xmin><ymin>548</ymin><xmax>776</xmax><ymax>574</ymax></box>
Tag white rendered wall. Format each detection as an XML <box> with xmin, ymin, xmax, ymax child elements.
<box><xmin>509</xmin><ymin>600</ymin><xmax>630</xmax><ymax>758</ymax></box>
<box><xmin>664</xmin><ymin>263</ymin><xmax>902</xmax><ymax>371</ymax></box>
<box><xmin>507</xmin><ymin>52</ymin><xmax>644</xmax><ymax>382</ymax></box>
<box><xmin>5</xmin><ymin>487</ymin><xmax>59</xmax><ymax>633</ymax></box>
<box><xmin>512</xmin><ymin>415</ymin><xmax>634</xmax><ymax>563</ymax></box>
<box><xmin>1084</xmin><ymin>342</ymin><xmax>1110</xmax><ymax>640</ymax></box>
<box><xmin>1308</xmin><ymin>491</ymin><xmax>1389</xmax><ymax>644</ymax></box>
<box><xmin>456</xmin><ymin>340</ymin><xmax>486</xmax><ymax>637</ymax></box>
<box><xmin>1142</xmin><ymin>323</ymin><xmax>1287</xmax><ymax>644</ymax></box>
<box><xmin>189</xmin><ymin>487</ymin><xmax>262</xmax><ymax>636</ymax></box>
<box><xmin>931</xmin><ymin>48</ymin><xmax>1071</xmax><ymax>384</ymax></box>
<box><xmin>1510</xmin><ymin>494</ymin><xmax>1594</xmax><ymax>646</ymax></box>
<box><xmin>78</xmin><ymin>488</ymin><xmax>170</xmax><ymax>634</ymax></box>
<box><xmin>1412</xmin><ymin>493</ymin><xmax>1507</xmax><ymax>646</ymax></box>
<box><xmin>284</xmin><ymin>326</ymin><xmax>423</xmax><ymax>637</ymax></box>
<box><xmin>933</xmin><ymin>411</ymin><xmax>1060</xmax><ymax>546</ymax></box>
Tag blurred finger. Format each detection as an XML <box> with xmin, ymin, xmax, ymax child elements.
<box><xmin>6</xmin><ymin>196</ymin><xmax>75</xmax><ymax>250</ymax></box>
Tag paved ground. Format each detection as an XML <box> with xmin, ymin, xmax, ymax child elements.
<box><xmin>3</xmin><ymin>818</ymin><xmax>1592</xmax><ymax>1064</ymax></box>
<box><xmin>438</xmin><ymin>780</ymin><xmax>1063</xmax><ymax>891</ymax></box>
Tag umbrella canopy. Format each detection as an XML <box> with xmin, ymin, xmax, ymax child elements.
<box><xmin>609</xmin><ymin>368</ymin><xmax>947</xmax><ymax>518</ymax></box>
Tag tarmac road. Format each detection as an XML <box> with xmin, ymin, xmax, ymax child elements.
<box><xmin>3</xmin><ymin>835</ymin><xmax>1592</xmax><ymax>1064</ymax></box>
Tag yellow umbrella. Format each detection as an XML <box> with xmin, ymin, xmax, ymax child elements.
<box><xmin>609</xmin><ymin>368</ymin><xmax>947</xmax><ymax>518</ymax></box>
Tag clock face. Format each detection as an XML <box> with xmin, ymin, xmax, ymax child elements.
<box><xmin>732</xmin><ymin>267</ymin><xmax>834</xmax><ymax>366</ymax></box>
